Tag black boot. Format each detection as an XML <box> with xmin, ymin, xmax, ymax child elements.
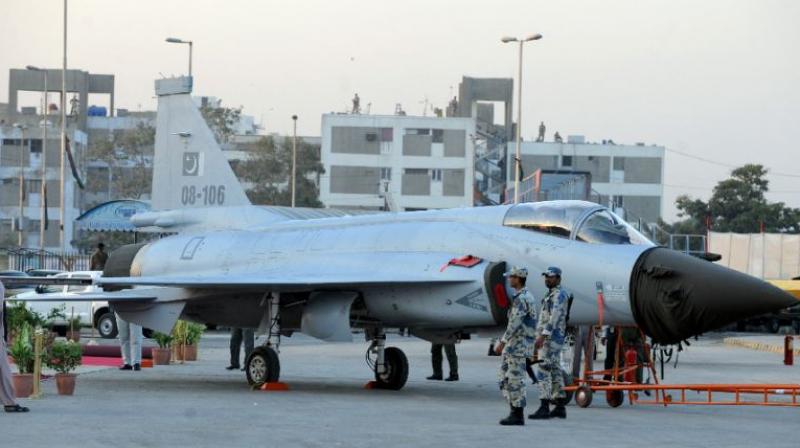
<box><xmin>499</xmin><ymin>406</ymin><xmax>525</xmax><ymax>426</ymax></box>
<box><xmin>426</xmin><ymin>374</ymin><xmax>443</xmax><ymax>380</ymax></box>
<box><xmin>444</xmin><ymin>373</ymin><xmax>459</xmax><ymax>382</ymax></box>
<box><xmin>549</xmin><ymin>398</ymin><xmax>567</xmax><ymax>419</ymax></box>
<box><xmin>528</xmin><ymin>400</ymin><xmax>551</xmax><ymax>420</ymax></box>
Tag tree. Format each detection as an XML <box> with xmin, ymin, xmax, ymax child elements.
<box><xmin>200</xmin><ymin>104</ymin><xmax>242</xmax><ymax>144</ymax></box>
<box><xmin>667</xmin><ymin>164</ymin><xmax>800</xmax><ymax>234</ymax></box>
<box><xmin>86</xmin><ymin>122</ymin><xmax>154</xmax><ymax>205</ymax></box>
<box><xmin>234</xmin><ymin>136</ymin><xmax>324</xmax><ymax>208</ymax></box>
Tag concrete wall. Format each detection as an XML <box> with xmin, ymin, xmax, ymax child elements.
<box><xmin>622</xmin><ymin>157</ymin><xmax>662</xmax><ymax>183</ymax></box>
<box><xmin>402</xmin><ymin>134</ymin><xmax>432</xmax><ymax>156</ymax></box>
<box><xmin>331</xmin><ymin>127</ymin><xmax>380</xmax><ymax>155</ymax></box>
<box><xmin>573</xmin><ymin>156</ymin><xmax>610</xmax><ymax>182</ymax></box>
<box><xmin>329</xmin><ymin>165</ymin><xmax>380</xmax><ymax>194</ymax></box>
<box><xmin>443</xmin><ymin>130</ymin><xmax>466</xmax><ymax>157</ymax></box>
<box><xmin>622</xmin><ymin>195</ymin><xmax>661</xmax><ymax>223</ymax></box>
<box><xmin>443</xmin><ymin>169</ymin><xmax>465</xmax><ymax>196</ymax></box>
<box><xmin>402</xmin><ymin>170</ymin><xmax>431</xmax><ymax>196</ymax></box>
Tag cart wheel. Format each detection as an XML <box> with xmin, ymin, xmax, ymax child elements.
<box><xmin>575</xmin><ymin>385</ymin><xmax>593</xmax><ymax>408</ymax></box>
<box><xmin>606</xmin><ymin>389</ymin><xmax>624</xmax><ymax>408</ymax></box>
<box><xmin>561</xmin><ymin>369</ymin><xmax>574</xmax><ymax>404</ymax></box>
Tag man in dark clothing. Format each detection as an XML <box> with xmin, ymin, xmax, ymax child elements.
<box><xmin>90</xmin><ymin>243</ymin><xmax>108</xmax><ymax>271</ymax></box>
<box><xmin>227</xmin><ymin>328</ymin><xmax>254</xmax><ymax>371</ymax></box>
<box><xmin>427</xmin><ymin>343</ymin><xmax>459</xmax><ymax>381</ymax></box>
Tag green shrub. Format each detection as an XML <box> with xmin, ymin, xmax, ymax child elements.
<box><xmin>172</xmin><ymin>320</ymin><xmax>205</xmax><ymax>345</ymax></box>
<box><xmin>152</xmin><ymin>331</ymin><xmax>173</xmax><ymax>349</ymax></box>
<box><xmin>46</xmin><ymin>340</ymin><xmax>83</xmax><ymax>374</ymax></box>
<box><xmin>9</xmin><ymin>323</ymin><xmax>35</xmax><ymax>374</ymax></box>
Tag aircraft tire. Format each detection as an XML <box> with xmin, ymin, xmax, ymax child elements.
<box><xmin>606</xmin><ymin>389</ymin><xmax>624</xmax><ymax>408</ymax></box>
<box><xmin>97</xmin><ymin>312</ymin><xmax>118</xmax><ymax>339</ymax></box>
<box><xmin>374</xmin><ymin>347</ymin><xmax>408</xmax><ymax>390</ymax></box>
<box><xmin>575</xmin><ymin>386</ymin><xmax>593</xmax><ymax>408</ymax></box>
<box><xmin>246</xmin><ymin>346</ymin><xmax>280</xmax><ymax>387</ymax></box>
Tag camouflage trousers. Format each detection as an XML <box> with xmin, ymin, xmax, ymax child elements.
<box><xmin>498</xmin><ymin>355</ymin><xmax>528</xmax><ymax>408</ymax></box>
<box><xmin>536</xmin><ymin>341</ymin><xmax>565</xmax><ymax>401</ymax></box>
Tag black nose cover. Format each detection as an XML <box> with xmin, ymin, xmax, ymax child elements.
<box><xmin>630</xmin><ymin>247</ymin><xmax>797</xmax><ymax>344</ymax></box>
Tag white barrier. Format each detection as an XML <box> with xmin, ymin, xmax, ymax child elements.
<box><xmin>709</xmin><ymin>232</ymin><xmax>800</xmax><ymax>280</ymax></box>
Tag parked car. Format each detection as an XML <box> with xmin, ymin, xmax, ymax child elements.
<box><xmin>26</xmin><ymin>268</ymin><xmax>66</xmax><ymax>277</ymax></box>
<box><xmin>10</xmin><ymin>271</ymin><xmax>120</xmax><ymax>339</ymax></box>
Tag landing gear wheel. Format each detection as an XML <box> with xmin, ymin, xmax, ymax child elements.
<box><xmin>374</xmin><ymin>347</ymin><xmax>409</xmax><ymax>390</ymax></box>
<box><xmin>97</xmin><ymin>312</ymin><xmax>118</xmax><ymax>339</ymax></box>
<box><xmin>575</xmin><ymin>385</ymin><xmax>593</xmax><ymax>408</ymax></box>
<box><xmin>246</xmin><ymin>346</ymin><xmax>280</xmax><ymax>387</ymax></box>
<box><xmin>561</xmin><ymin>369</ymin><xmax>574</xmax><ymax>404</ymax></box>
<box><xmin>606</xmin><ymin>389</ymin><xmax>624</xmax><ymax>408</ymax></box>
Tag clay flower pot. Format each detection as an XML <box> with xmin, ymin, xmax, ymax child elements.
<box><xmin>55</xmin><ymin>373</ymin><xmax>77</xmax><ymax>395</ymax></box>
<box><xmin>183</xmin><ymin>344</ymin><xmax>198</xmax><ymax>361</ymax></box>
<box><xmin>174</xmin><ymin>344</ymin><xmax>198</xmax><ymax>361</ymax></box>
<box><xmin>151</xmin><ymin>347</ymin><xmax>171</xmax><ymax>365</ymax></box>
<box><xmin>12</xmin><ymin>373</ymin><xmax>33</xmax><ymax>398</ymax></box>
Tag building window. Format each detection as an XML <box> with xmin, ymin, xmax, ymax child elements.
<box><xmin>380</xmin><ymin>128</ymin><xmax>393</xmax><ymax>142</ymax></box>
<box><xmin>26</xmin><ymin>179</ymin><xmax>41</xmax><ymax>193</ymax></box>
<box><xmin>406</xmin><ymin>128</ymin><xmax>430</xmax><ymax>135</ymax></box>
<box><xmin>561</xmin><ymin>155</ymin><xmax>573</xmax><ymax>167</ymax></box>
<box><xmin>613</xmin><ymin>157</ymin><xmax>625</xmax><ymax>171</ymax></box>
<box><xmin>380</xmin><ymin>167</ymin><xmax>392</xmax><ymax>181</ymax></box>
<box><xmin>365</xmin><ymin>132</ymin><xmax>378</xmax><ymax>142</ymax></box>
<box><xmin>404</xmin><ymin>168</ymin><xmax>428</xmax><ymax>175</ymax></box>
<box><xmin>432</xmin><ymin>129</ymin><xmax>444</xmax><ymax>143</ymax></box>
<box><xmin>30</xmin><ymin>139</ymin><xmax>42</xmax><ymax>153</ymax></box>
<box><xmin>431</xmin><ymin>169</ymin><xmax>442</xmax><ymax>182</ymax></box>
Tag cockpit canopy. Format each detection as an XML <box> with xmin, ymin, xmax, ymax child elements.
<box><xmin>503</xmin><ymin>201</ymin><xmax>653</xmax><ymax>246</ymax></box>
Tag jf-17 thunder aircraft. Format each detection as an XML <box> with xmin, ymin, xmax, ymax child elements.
<box><xmin>3</xmin><ymin>76</ymin><xmax>796</xmax><ymax>391</ymax></box>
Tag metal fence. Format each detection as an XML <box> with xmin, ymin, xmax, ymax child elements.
<box><xmin>2</xmin><ymin>247</ymin><xmax>91</xmax><ymax>272</ymax></box>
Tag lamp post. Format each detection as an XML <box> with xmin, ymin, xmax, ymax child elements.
<box><xmin>166</xmin><ymin>37</ymin><xmax>193</xmax><ymax>77</ymax></box>
<box><xmin>13</xmin><ymin>123</ymin><xmax>27</xmax><ymax>247</ymax></box>
<box><xmin>501</xmin><ymin>33</ymin><xmax>542</xmax><ymax>204</ymax></box>
<box><xmin>59</xmin><ymin>0</ymin><xmax>68</xmax><ymax>253</ymax></box>
<box><xmin>291</xmin><ymin>115</ymin><xmax>298</xmax><ymax>208</ymax></box>
<box><xmin>27</xmin><ymin>65</ymin><xmax>48</xmax><ymax>250</ymax></box>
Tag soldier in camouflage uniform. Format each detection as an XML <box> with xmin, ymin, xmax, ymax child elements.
<box><xmin>530</xmin><ymin>266</ymin><xmax>570</xmax><ymax>420</ymax></box>
<box><xmin>493</xmin><ymin>267</ymin><xmax>537</xmax><ymax>426</ymax></box>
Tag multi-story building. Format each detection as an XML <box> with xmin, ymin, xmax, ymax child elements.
<box><xmin>507</xmin><ymin>137</ymin><xmax>665</xmax><ymax>223</ymax></box>
<box><xmin>320</xmin><ymin>113</ymin><xmax>475</xmax><ymax>211</ymax></box>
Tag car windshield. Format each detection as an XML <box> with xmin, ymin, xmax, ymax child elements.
<box><xmin>576</xmin><ymin>209</ymin><xmax>653</xmax><ymax>246</ymax></box>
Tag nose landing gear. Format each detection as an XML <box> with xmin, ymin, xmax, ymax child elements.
<box><xmin>366</xmin><ymin>329</ymin><xmax>409</xmax><ymax>390</ymax></box>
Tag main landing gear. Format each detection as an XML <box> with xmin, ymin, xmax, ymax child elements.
<box><xmin>366</xmin><ymin>328</ymin><xmax>408</xmax><ymax>390</ymax></box>
<box><xmin>246</xmin><ymin>293</ymin><xmax>282</xmax><ymax>388</ymax></box>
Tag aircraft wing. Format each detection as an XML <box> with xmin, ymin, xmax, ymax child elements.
<box><xmin>7</xmin><ymin>291</ymin><xmax>158</xmax><ymax>302</ymax></box>
<box><xmin>97</xmin><ymin>252</ymin><xmax>485</xmax><ymax>291</ymax></box>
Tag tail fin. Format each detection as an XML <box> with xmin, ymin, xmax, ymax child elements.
<box><xmin>151</xmin><ymin>76</ymin><xmax>250</xmax><ymax>210</ymax></box>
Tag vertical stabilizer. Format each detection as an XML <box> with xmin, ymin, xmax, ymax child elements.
<box><xmin>151</xmin><ymin>76</ymin><xmax>250</xmax><ymax>210</ymax></box>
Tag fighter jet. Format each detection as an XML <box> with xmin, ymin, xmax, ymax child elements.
<box><xmin>3</xmin><ymin>76</ymin><xmax>795</xmax><ymax>390</ymax></box>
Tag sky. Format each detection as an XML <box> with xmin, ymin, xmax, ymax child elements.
<box><xmin>1</xmin><ymin>0</ymin><xmax>798</xmax><ymax>221</ymax></box>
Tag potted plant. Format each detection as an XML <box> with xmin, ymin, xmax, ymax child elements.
<box><xmin>45</xmin><ymin>340</ymin><xmax>82</xmax><ymax>395</ymax></box>
<box><xmin>173</xmin><ymin>321</ymin><xmax>204</xmax><ymax>361</ymax></box>
<box><xmin>66</xmin><ymin>316</ymin><xmax>82</xmax><ymax>342</ymax></box>
<box><xmin>8</xmin><ymin>323</ymin><xmax>35</xmax><ymax>398</ymax></box>
<box><xmin>151</xmin><ymin>331</ymin><xmax>173</xmax><ymax>365</ymax></box>
<box><xmin>6</xmin><ymin>303</ymin><xmax>44</xmax><ymax>347</ymax></box>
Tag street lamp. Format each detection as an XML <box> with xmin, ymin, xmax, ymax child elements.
<box><xmin>501</xmin><ymin>33</ymin><xmax>542</xmax><ymax>204</ymax></box>
<box><xmin>291</xmin><ymin>115</ymin><xmax>298</xmax><ymax>208</ymax></box>
<box><xmin>166</xmin><ymin>37</ymin><xmax>193</xmax><ymax>77</ymax></box>
<box><xmin>27</xmin><ymin>65</ymin><xmax>48</xmax><ymax>250</ymax></box>
<box><xmin>13</xmin><ymin>123</ymin><xmax>27</xmax><ymax>247</ymax></box>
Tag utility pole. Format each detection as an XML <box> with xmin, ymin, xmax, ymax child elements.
<box><xmin>291</xmin><ymin>115</ymin><xmax>298</xmax><ymax>208</ymax></box>
<box><xmin>60</xmin><ymin>0</ymin><xmax>68</xmax><ymax>253</ymax></box>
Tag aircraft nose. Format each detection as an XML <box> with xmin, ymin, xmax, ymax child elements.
<box><xmin>630</xmin><ymin>247</ymin><xmax>797</xmax><ymax>344</ymax></box>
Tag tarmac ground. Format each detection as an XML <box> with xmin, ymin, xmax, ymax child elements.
<box><xmin>3</xmin><ymin>331</ymin><xmax>799</xmax><ymax>448</ymax></box>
